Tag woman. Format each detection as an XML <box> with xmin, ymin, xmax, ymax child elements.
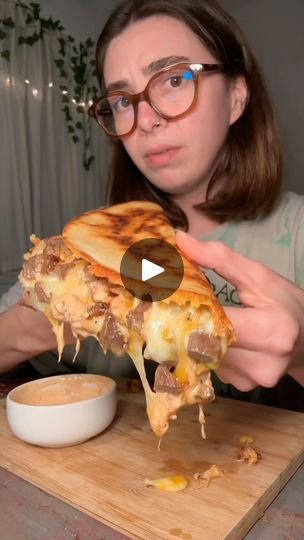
<box><xmin>1</xmin><ymin>0</ymin><xmax>303</xmax><ymax>404</ymax></box>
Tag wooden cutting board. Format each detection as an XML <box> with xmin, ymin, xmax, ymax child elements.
<box><xmin>0</xmin><ymin>393</ymin><xmax>303</xmax><ymax>540</ymax></box>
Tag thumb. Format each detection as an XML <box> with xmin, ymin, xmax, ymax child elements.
<box><xmin>175</xmin><ymin>230</ymin><xmax>264</xmax><ymax>292</ymax></box>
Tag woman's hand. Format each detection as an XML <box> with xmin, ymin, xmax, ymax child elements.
<box><xmin>0</xmin><ymin>303</ymin><xmax>76</xmax><ymax>374</ymax></box>
<box><xmin>176</xmin><ymin>231</ymin><xmax>304</xmax><ymax>389</ymax></box>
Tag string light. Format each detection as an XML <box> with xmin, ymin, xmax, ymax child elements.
<box><xmin>4</xmin><ymin>75</ymin><xmax>93</xmax><ymax>108</ymax></box>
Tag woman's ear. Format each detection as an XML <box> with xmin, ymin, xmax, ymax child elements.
<box><xmin>229</xmin><ymin>76</ymin><xmax>248</xmax><ymax>125</ymax></box>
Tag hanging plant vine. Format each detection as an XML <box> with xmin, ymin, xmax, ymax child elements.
<box><xmin>0</xmin><ymin>1</ymin><xmax>99</xmax><ymax>170</ymax></box>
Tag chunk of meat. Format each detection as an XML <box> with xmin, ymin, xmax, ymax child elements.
<box><xmin>41</xmin><ymin>238</ymin><xmax>75</xmax><ymax>275</ymax></box>
<box><xmin>55</xmin><ymin>262</ymin><xmax>76</xmax><ymax>279</ymax></box>
<box><xmin>87</xmin><ymin>301</ymin><xmax>108</xmax><ymax>319</ymax></box>
<box><xmin>99</xmin><ymin>312</ymin><xmax>128</xmax><ymax>356</ymax></box>
<box><xmin>187</xmin><ymin>332</ymin><xmax>221</xmax><ymax>363</ymax></box>
<box><xmin>34</xmin><ymin>283</ymin><xmax>50</xmax><ymax>303</ymax></box>
<box><xmin>127</xmin><ymin>302</ymin><xmax>151</xmax><ymax>333</ymax></box>
<box><xmin>43</xmin><ymin>237</ymin><xmax>72</xmax><ymax>260</ymax></box>
<box><xmin>41</xmin><ymin>254</ymin><xmax>61</xmax><ymax>274</ymax></box>
<box><xmin>153</xmin><ymin>362</ymin><xmax>183</xmax><ymax>395</ymax></box>
<box><xmin>22</xmin><ymin>254</ymin><xmax>44</xmax><ymax>279</ymax></box>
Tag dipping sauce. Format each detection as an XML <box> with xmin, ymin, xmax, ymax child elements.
<box><xmin>11</xmin><ymin>374</ymin><xmax>115</xmax><ymax>406</ymax></box>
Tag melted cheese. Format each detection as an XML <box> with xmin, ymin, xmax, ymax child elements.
<box><xmin>143</xmin><ymin>302</ymin><xmax>219</xmax><ymax>386</ymax></box>
<box><xmin>21</xmin><ymin>249</ymin><xmax>219</xmax><ymax>439</ymax></box>
<box><xmin>144</xmin><ymin>475</ymin><xmax>188</xmax><ymax>492</ymax></box>
<box><xmin>42</xmin><ymin>261</ymin><xmax>90</xmax><ymax>305</ymax></box>
<box><xmin>128</xmin><ymin>335</ymin><xmax>214</xmax><ymax>439</ymax></box>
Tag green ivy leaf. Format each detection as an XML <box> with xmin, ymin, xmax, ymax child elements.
<box><xmin>26</xmin><ymin>14</ymin><xmax>33</xmax><ymax>24</ymax></box>
<box><xmin>41</xmin><ymin>17</ymin><xmax>53</xmax><ymax>29</ymax></box>
<box><xmin>30</xmin><ymin>3</ymin><xmax>41</xmax><ymax>20</ymax></box>
<box><xmin>72</xmin><ymin>135</ymin><xmax>79</xmax><ymax>144</ymax></box>
<box><xmin>68</xmin><ymin>125</ymin><xmax>75</xmax><ymax>133</ymax></box>
<box><xmin>0</xmin><ymin>29</ymin><xmax>7</xmax><ymax>40</ymax></box>
<box><xmin>84</xmin><ymin>156</ymin><xmax>94</xmax><ymax>170</ymax></box>
<box><xmin>60</xmin><ymin>69</ymin><xmax>67</xmax><ymax>78</ymax></box>
<box><xmin>26</xmin><ymin>32</ymin><xmax>40</xmax><ymax>45</ymax></box>
<box><xmin>68</xmin><ymin>35</ymin><xmax>75</xmax><ymax>43</ymax></box>
<box><xmin>18</xmin><ymin>36</ymin><xmax>27</xmax><ymax>45</ymax></box>
<box><xmin>85</xmin><ymin>38</ymin><xmax>94</xmax><ymax>48</ymax></box>
<box><xmin>54</xmin><ymin>58</ymin><xmax>64</xmax><ymax>69</ymax></box>
<box><xmin>74</xmin><ymin>66</ymin><xmax>86</xmax><ymax>85</ymax></box>
<box><xmin>52</xmin><ymin>20</ymin><xmax>61</xmax><ymax>30</ymax></box>
<box><xmin>76</xmin><ymin>121</ymin><xmax>83</xmax><ymax>130</ymax></box>
<box><xmin>1</xmin><ymin>50</ymin><xmax>10</xmax><ymax>61</ymax></box>
<box><xmin>62</xmin><ymin>106</ymin><xmax>72</xmax><ymax>122</ymax></box>
<box><xmin>2</xmin><ymin>17</ymin><xmax>15</xmax><ymax>28</ymax></box>
<box><xmin>17</xmin><ymin>1</ymin><xmax>30</xmax><ymax>9</ymax></box>
<box><xmin>62</xmin><ymin>94</ymin><xmax>69</xmax><ymax>103</ymax></box>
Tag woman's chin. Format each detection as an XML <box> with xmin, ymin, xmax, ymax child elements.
<box><xmin>147</xmin><ymin>176</ymin><xmax>193</xmax><ymax>196</ymax></box>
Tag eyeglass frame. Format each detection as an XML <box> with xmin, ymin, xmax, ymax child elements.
<box><xmin>88</xmin><ymin>62</ymin><xmax>232</xmax><ymax>138</ymax></box>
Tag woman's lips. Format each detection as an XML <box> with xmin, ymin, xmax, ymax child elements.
<box><xmin>145</xmin><ymin>145</ymin><xmax>181</xmax><ymax>166</ymax></box>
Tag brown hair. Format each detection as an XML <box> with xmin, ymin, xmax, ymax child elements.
<box><xmin>96</xmin><ymin>0</ymin><xmax>283</xmax><ymax>229</ymax></box>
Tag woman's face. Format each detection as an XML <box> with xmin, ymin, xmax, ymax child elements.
<box><xmin>103</xmin><ymin>16</ymin><xmax>245</xmax><ymax>197</ymax></box>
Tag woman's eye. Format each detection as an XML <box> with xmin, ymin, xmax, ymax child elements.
<box><xmin>168</xmin><ymin>75</ymin><xmax>183</xmax><ymax>88</ymax></box>
<box><xmin>112</xmin><ymin>96</ymin><xmax>131</xmax><ymax>111</ymax></box>
<box><xmin>120</xmin><ymin>96</ymin><xmax>131</xmax><ymax>108</ymax></box>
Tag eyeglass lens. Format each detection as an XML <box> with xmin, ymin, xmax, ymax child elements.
<box><xmin>95</xmin><ymin>66</ymin><xmax>195</xmax><ymax>136</ymax></box>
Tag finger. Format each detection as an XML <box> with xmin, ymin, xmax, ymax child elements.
<box><xmin>176</xmin><ymin>230</ymin><xmax>276</xmax><ymax>295</ymax></box>
<box><xmin>224</xmin><ymin>306</ymin><xmax>270</xmax><ymax>351</ymax></box>
<box><xmin>221</xmin><ymin>348</ymin><xmax>288</xmax><ymax>388</ymax></box>
<box><xmin>224</xmin><ymin>304</ymin><xmax>297</xmax><ymax>354</ymax></box>
<box><xmin>215</xmin><ymin>365</ymin><xmax>256</xmax><ymax>392</ymax></box>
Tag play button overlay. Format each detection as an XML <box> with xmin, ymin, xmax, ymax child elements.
<box><xmin>142</xmin><ymin>259</ymin><xmax>164</xmax><ymax>282</ymax></box>
<box><xmin>120</xmin><ymin>238</ymin><xmax>184</xmax><ymax>302</ymax></box>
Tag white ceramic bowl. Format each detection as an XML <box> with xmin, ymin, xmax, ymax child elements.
<box><xmin>6</xmin><ymin>373</ymin><xmax>117</xmax><ymax>448</ymax></box>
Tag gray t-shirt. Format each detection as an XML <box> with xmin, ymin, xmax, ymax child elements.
<box><xmin>196</xmin><ymin>191</ymin><xmax>304</xmax><ymax>305</ymax></box>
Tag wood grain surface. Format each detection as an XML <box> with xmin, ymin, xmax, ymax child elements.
<box><xmin>0</xmin><ymin>394</ymin><xmax>303</xmax><ymax>540</ymax></box>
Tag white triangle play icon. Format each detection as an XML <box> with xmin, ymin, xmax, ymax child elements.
<box><xmin>142</xmin><ymin>258</ymin><xmax>164</xmax><ymax>282</ymax></box>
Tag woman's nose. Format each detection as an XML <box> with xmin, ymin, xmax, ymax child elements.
<box><xmin>136</xmin><ymin>100</ymin><xmax>161</xmax><ymax>133</ymax></box>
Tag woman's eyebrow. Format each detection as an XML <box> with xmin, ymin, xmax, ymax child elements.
<box><xmin>106</xmin><ymin>55</ymin><xmax>190</xmax><ymax>93</ymax></box>
<box><xmin>142</xmin><ymin>55</ymin><xmax>190</xmax><ymax>75</ymax></box>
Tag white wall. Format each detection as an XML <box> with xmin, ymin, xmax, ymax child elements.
<box><xmin>39</xmin><ymin>0</ymin><xmax>120</xmax><ymax>42</ymax></box>
<box><xmin>220</xmin><ymin>0</ymin><xmax>304</xmax><ymax>193</ymax></box>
